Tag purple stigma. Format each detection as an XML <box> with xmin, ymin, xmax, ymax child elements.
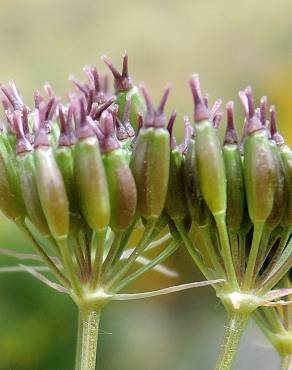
<box><xmin>260</xmin><ymin>96</ymin><xmax>268</xmax><ymax>127</ymax></box>
<box><xmin>167</xmin><ymin>109</ymin><xmax>177</xmax><ymax>150</ymax></box>
<box><xmin>101</xmin><ymin>52</ymin><xmax>133</xmax><ymax>92</ymax></box>
<box><xmin>13</xmin><ymin>111</ymin><xmax>32</xmax><ymax>153</ymax></box>
<box><xmin>224</xmin><ymin>101</ymin><xmax>238</xmax><ymax>144</ymax></box>
<box><xmin>270</xmin><ymin>105</ymin><xmax>284</xmax><ymax>145</ymax></box>
<box><xmin>101</xmin><ymin>111</ymin><xmax>120</xmax><ymax>153</ymax></box>
<box><xmin>239</xmin><ymin>87</ymin><xmax>263</xmax><ymax>136</ymax></box>
<box><xmin>189</xmin><ymin>74</ymin><xmax>210</xmax><ymax>122</ymax></box>
<box><xmin>140</xmin><ymin>84</ymin><xmax>171</xmax><ymax>128</ymax></box>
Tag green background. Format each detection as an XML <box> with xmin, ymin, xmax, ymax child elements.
<box><xmin>0</xmin><ymin>0</ymin><xmax>291</xmax><ymax>369</ymax></box>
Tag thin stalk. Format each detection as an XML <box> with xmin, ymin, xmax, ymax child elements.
<box><xmin>196</xmin><ymin>225</ymin><xmax>225</xmax><ymax>278</ymax></box>
<box><xmin>17</xmin><ymin>221</ymin><xmax>70</xmax><ymax>288</ymax></box>
<box><xmin>105</xmin><ymin>220</ymin><xmax>156</xmax><ymax>290</ymax></box>
<box><xmin>280</xmin><ymin>355</ymin><xmax>292</xmax><ymax>370</ymax></box>
<box><xmin>261</xmin><ymin>306</ymin><xmax>285</xmax><ymax>334</ymax></box>
<box><xmin>74</xmin><ymin>242</ymin><xmax>87</xmax><ymax>282</ymax></box>
<box><xmin>259</xmin><ymin>254</ymin><xmax>292</xmax><ymax>294</ymax></box>
<box><xmin>215</xmin><ymin>213</ymin><xmax>239</xmax><ymax>290</ymax></box>
<box><xmin>101</xmin><ymin>232</ymin><xmax>123</xmax><ymax>277</ymax></box>
<box><xmin>174</xmin><ymin>219</ymin><xmax>214</xmax><ymax>281</ymax></box>
<box><xmin>238</xmin><ymin>231</ymin><xmax>246</xmax><ymax>280</ymax></box>
<box><xmin>111</xmin><ymin>218</ymin><xmax>138</xmax><ymax>265</ymax></box>
<box><xmin>91</xmin><ymin>229</ymin><xmax>107</xmax><ymax>288</ymax></box>
<box><xmin>254</xmin><ymin>226</ymin><xmax>271</xmax><ymax>276</ymax></box>
<box><xmin>113</xmin><ymin>239</ymin><xmax>180</xmax><ymax>293</ymax></box>
<box><xmin>229</xmin><ymin>231</ymin><xmax>241</xmax><ymax>279</ymax></box>
<box><xmin>242</xmin><ymin>221</ymin><xmax>264</xmax><ymax>290</ymax></box>
<box><xmin>79</xmin><ymin>230</ymin><xmax>92</xmax><ymax>279</ymax></box>
<box><xmin>57</xmin><ymin>238</ymin><xmax>83</xmax><ymax>298</ymax></box>
<box><xmin>75</xmin><ymin>309</ymin><xmax>101</xmax><ymax>370</ymax></box>
<box><xmin>214</xmin><ymin>311</ymin><xmax>250</xmax><ymax>370</ymax></box>
<box><xmin>261</xmin><ymin>228</ymin><xmax>291</xmax><ymax>280</ymax></box>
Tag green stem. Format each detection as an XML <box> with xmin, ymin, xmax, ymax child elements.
<box><xmin>101</xmin><ymin>232</ymin><xmax>123</xmax><ymax>277</ymax></box>
<box><xmin>174</xmin><ymin>219</ymin><xmax>214</xmax><ymax>282</ymax></box>
<box><xmin>242</xmin><ymin>221</ymin><xmax>264</xmax><ymax>290</ymax></box>
<box><xmin>16</xmin><ymin>221</ymin><xmax>70</xmax><ymax>288</ymax></box>
<box><xmin>261</xmin><ymin>227</ymin><xmax>291</xmax><ymax>281</ymax></box>
<box><xmin>105</xmin><ymin>220</ymin><xmax>156</xmax><ymax>290</ymax></box>
<box><xmin>57</xmin><ymin>238</ymin><xmax>83</xmax><ymax>298</ymax></box>
<box><xmin>214</xmin><ymin>311</ymin><xmax>250</xmax><ymax>370</ymax></box>
<box><xmin>91</xmin><ymin>229</ymin><xmax>107</xmax><ymax>288</ymax></box>
<box><xmin>196</xmin><ymin>225</ymin><xmax>225</xmax><ymax>278</ymax></box>
<box><xmin>238</xmin><ymin>231</ymin><xmax>246</xmax><ymax>280</ymax></box>
<box><xmin>253</xmin><ymin>225</ymin><xmax>271</xmax><ymax>276</ymax></box>
<box><xmin>111</xmin><ymin>218</ymin><xmax>138</xmax><ymax>265</ymax></box>
<box><xmin>215</xmin><ymin>213</ymin><xmax>239</xmax><ymax>290</ymax></box>
<box><xmin>113</xmin><ymin>239</ymin><xmax>180</xmax><ymax>293</ymax></box>
<box><xmin>229</xmin><ymin>231</ymin><xmax>241</xmax><ymax>280</ymax></box>
<box><xmin>75</xmin><ymin>309</ymin><xmax>101</xmax><ymax>370</ymax></box>
<box><xmin>259</xmin><ymin>254</ymin><xmax>292</xmax><ymax>294</ymax></box>
<box><xmin>280</xmin><ymin>355</ymin><xmax>292</xmax><ymax>370</ymax></box>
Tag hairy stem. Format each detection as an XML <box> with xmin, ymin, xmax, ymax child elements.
<box><xmin>75</xmin><ymin>310</ymin><xmax>83</xmax><ymax>370</ymax></box>
<box><xmin>75</xmin><ymin>309</ymin><xmax>101</xmax><ymax>370</ymax></box>
<box><xmin>280</xmin><ymin>355</ymin><xmax>292</xmax><ymax>370</ymax></box>
<box><xmin>214</xmin><ymin>311</ymin><xmax>249</xmax><ymax>370</ymax></box>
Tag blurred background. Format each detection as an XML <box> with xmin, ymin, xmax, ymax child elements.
<box><xmin>0</xmin><ymin>0</ymin><xmax>291</xmax><ymax>369</ymax></box>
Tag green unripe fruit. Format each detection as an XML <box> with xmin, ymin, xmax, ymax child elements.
<box><xmin>115</xmin><ymin>86</ymin><xmax>146</xmax><ymax>130</ymax></box>
<box><xmin>183</xmin><ymin>138</ymin><xmax>211</xmax><ymax>226</ymax></box>
<box><xmin>103</xmin><ymin>148</ymin><xmax>137</xmax><ymax>231</ymax></box>
<box><xmin>223</xmin><ymin>145</ymin><xmax>245</xmax><ymax>231</ymax></box>
<box><xmin>101</xmin><ymin>110</ymin><xmax>137</xmax><ymax>231</ymax></box>
<box><xmin>279</xmin><ymin>144</ymin><xmax>292</xmax><ymax>228</ymax></box>
<box><xmin>195</xmin><ymin>119</ymin><xmax>227</xmax><ymax>216</ymax></box>
<box><xmin>265</xmin><ymin>140</ymin><xmax>286</xmax><ymax>230</ymax></box>
<box><xmin>223</xmin><ymin>102</ymin><xmax>245</xmax><ymax>231</ymax></box>
<box><xmin>0</xmin><ymin>126</ymin><xmax>25</xmax><ymax>219</ymax></box>
<box><xmin>34</xmin><ymin>128</ymin><xmax>69</xmax><ymax>240</ymax></box>
<box><xmin>131</xmin><ymin>85</ymin><xmax>171</xmax><ymax>221</ymax></box>
<box><xmin>0</xmin><ymin>139</ymin><xmax>23</xmax><ymax>221</ymax></box>
<box><xmin>166</xmin><ymin>148</ymin><xmax>188</xmax><ymax>220</ymax></box>
<box><xmin>18</xmin><ymin>151</ymin><xmax>50</xmax><ymax>235</ymax></box>
<box><xmin>131</xmin><ymin>127</ymin><xmax>170</xmax><ymax>220</ymax></box>
<box><xmin>74</xmin><ymin>130</ymin><xmax>110</xmax><ymax>232</ymax></box>
<box><xmin>55</xmin><ymin>106</ymin><xmax>79</xmax><ymax>215</ymax></box>
<box><xmin>244</xmin><ymin>129</ymin><xmax>277</xmax><ymax>224</ymax></box>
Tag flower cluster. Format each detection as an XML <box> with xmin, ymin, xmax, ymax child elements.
<box><xmin>0</xmin><ymin>53</ymin><xmax>291</xmax><ymax>370</ymax></box>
